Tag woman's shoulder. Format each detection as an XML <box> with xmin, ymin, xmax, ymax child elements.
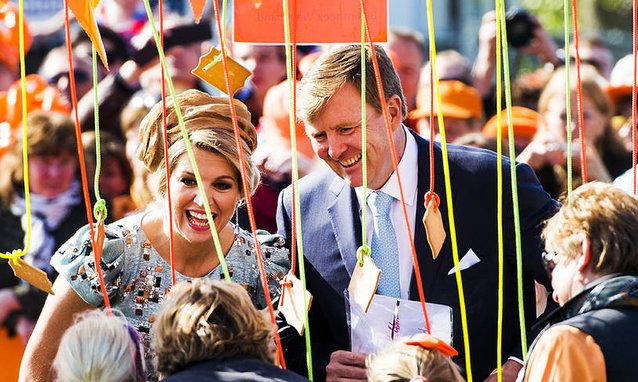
<box><xmin>50</xmin><ymin>212</ymin><xmax>148</xmax><ymax>306</ymax></box>
<box><xmin>56</xmin><ymin>212</ymin><xmax>145</xmax><ymax>253</ymax></box>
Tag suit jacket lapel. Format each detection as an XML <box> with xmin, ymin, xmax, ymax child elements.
<box><xmin>327</xmin><ymin>175</ymin><xmax>362</xmax><ymax>277</ymax></box>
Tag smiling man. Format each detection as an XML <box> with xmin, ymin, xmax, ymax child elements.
<box><xmin>276</xmin><ymin>44</ymin><xmax>558</xmax><ymax>382</ymax></box>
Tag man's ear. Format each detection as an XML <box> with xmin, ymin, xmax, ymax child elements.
<box><xmin>386</xmin><ymin>94</ymin><xmax>403</xmax><ymax>130</ymax></box>
<box><xmin>577</xmin><ymin>238</ymin><xmax>592</xmax><ymax>272</ymax></box>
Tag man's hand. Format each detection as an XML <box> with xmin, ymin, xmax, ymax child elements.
<box><xmin>484</xmin><ymin>359</ymin><xmax>524</xmax><ymax>382</ymax></box>
<box><xmin>325</xmin><ymin>350</ymin><xmax>367</xmax><ymax>382</ymax></box>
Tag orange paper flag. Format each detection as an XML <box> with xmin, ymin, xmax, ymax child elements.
<box><xmin>234</xmin><ymin>0</ymin><xmax>387</xmax><ymax>44</ymax></box>
<box><xmin>67</xmin><ymin>0</ymin><xmax>108</xmax><ymax>69</ymax></box>
<box><xmin>189</xmin><ymin>0</ymin><xmax>207</xmax><ymax>24</ymax></box>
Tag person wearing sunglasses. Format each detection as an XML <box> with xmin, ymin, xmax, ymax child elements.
<box><xmin>522</xmin><ymin>182</ymin><xmax>638</xmax><ymax>381</ymax></box>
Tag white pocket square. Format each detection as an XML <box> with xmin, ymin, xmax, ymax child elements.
<box><xmin>448</xmin><ymin>249</ymin><xmax>481</xmax><ymax>275</ymax></box>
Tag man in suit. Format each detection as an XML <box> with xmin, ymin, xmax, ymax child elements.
<box><xmin>276</xmin><ymin>44</ymin><xmax>558</xmax><ymax>382</ymax></box>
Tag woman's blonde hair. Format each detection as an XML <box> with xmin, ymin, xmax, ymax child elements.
<box><xmin>0</xmin><ymin>111</ymin><xmax>77</xmax><ymax>203</ymax></box>
<box><xmin>53</xmin><ymin>309</ymin><xmax>144</xmax><ymax>382</ymax></box>
<box><xmin>152</xmin><ymin>279</ymin><xmax>275</xmax><ymax>378</ymax></box>
<box><xmin>543</xmin><ymin>182</ymin><xmax>638</xmax><ymax>275</ymax></box>
<box><xmin>137</xmin><ymin>89</ymin><xmax>259</xmax><ymax>198</ymax></box>
<box><xmin>366</xmin><ymin>341</ymin><xmax>464</xmax><ymax>382</ymax></box>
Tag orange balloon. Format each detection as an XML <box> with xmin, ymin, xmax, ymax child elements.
<box><xmin>5</xmin><ymin>74</ymin><xmax>70</xmax><ymax>128</ymax></box>
<box><xmin>0</xmin><ymin>2</ymin><xmax>33</xmax><ymax>71</ymax></box>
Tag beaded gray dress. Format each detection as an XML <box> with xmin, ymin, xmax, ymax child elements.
<box><xmin>51</xmin><ymin>212</ymin><xmax>290</xmax><ymax>379</ymax></box>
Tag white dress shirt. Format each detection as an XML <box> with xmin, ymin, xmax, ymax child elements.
<box><xmin>356</xmin><ymin>125</ymin><xmax>418</xmax><ymax>299</ymax></box>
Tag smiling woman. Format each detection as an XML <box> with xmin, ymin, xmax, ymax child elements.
<box><xmin>19</xmin><ymin>90</ymin><xmax>290</xmax><ymax>381</ymax></box>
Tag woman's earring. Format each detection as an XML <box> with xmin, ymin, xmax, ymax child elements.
<box><xmin>233</xmin><ymin>201</ymin><xmax>242</xmax><ymax>244</ymax></box>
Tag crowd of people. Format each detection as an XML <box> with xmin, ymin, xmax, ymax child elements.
<box><xmin>1</xmin><ymin>1</ymin><xmax>638</xmax><ymax>381</ymax></box>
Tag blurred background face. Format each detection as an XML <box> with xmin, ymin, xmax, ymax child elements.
<box><xmin>388</xmin><ymin>38</ymin><xmax>423</xmax><ymax>111</ymax></box>
<box><xmin>234</xmin><ymin>45</ymin><xmax>286</xmax><ymax>97</ymax></box>
<box><xmin>99</xmin><ymin>158</ymin><xmax>129</xmax><ymax>200</ymax></box>
<box><xmin>29</xmin><ymin>150</ymin><xmax>76</xmax><ymax>198</ymax></box>
<box><xmin>140</xmin><ymin>43</ymin><xmax>202</xmax><ymax>94</ymax></box>
<box><xmin>40</xmin><ymin>50</ymin><xmax>93</xmax><ymax>107</ymax></box>
<box><xmin>542</xmin><ymin>92</ymin><xmax>607</xmax><ymax>142</ymax></box>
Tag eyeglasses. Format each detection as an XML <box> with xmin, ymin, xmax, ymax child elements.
<box><xmin>542</xmin><ymin>250</ymin><xmax>558</xmax><ymax>277</ymax></box>
<box><xmin>47</xmin><ymin>70</ymin><xmax>91</xmax><ymax>85</ymax></box>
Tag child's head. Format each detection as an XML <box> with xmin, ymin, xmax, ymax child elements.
<box><xmin>53</xmin><ymin>309</ymin><xmax>146</xmax><ymax>382</ymax></box>
<box><xmin>366</xmin><ymin>334</ymin><xmax>464</xmax><ymax>382</ymax></box>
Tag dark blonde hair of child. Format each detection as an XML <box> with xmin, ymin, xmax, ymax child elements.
<box><xmin>366</xmin><ymin>340</ymin><xmax>465</xmax><ymax>382</ymax></box>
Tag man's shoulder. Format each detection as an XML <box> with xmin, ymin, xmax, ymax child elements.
<box><xmin>284</xmin><ymin>166</ymin><xmax>343</xmax><ymax>198</ymax></box>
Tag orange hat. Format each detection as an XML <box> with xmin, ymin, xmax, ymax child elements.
<box><xmin>482</xmin><ymin>106</ymin><xmax>540</xmax><ymax>140</ymax></box>
<box><xmin>605</xmin><ymin>84</ymin><xmax>632</xmax><ymax>108</ymax></box>
<box><xmin>0</xmin><ymin>2</ymin><xmax>33</xmax><ymax>71</ymax></box>
<box><xmin>4</xmin><ymin>74</ymin><xmax>70</xmax><ymax>127</ymax></box>
<box><xmin>0</xmin><ymin>74</ymin><xmax>70</xmax><ymax>159</ymax></box>
<box><xmin>404</xmin><ymin>333</ymin><xmax>458</xmax><ymax>357</ymax></box>
<box><xmin>410</xmin><ymin>80</ymin><xmax>482</xmax><ymax>120</ymax></box>
<box><xmin>260</xmin><ymin>80</ymin><xmax>315</xmax><ymax>159</ymax></box>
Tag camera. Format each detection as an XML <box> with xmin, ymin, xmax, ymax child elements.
<box><xmin>505</xmin><ymin>7</ymin><xmax>535</xmax><ymax>48</ymax></box>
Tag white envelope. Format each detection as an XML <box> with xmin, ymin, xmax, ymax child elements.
<box><xmin>448</xmin><ymin>248</ymin><xmax>481</xmax><ymax>275</ymax></box>
<box><xmin>347</xmin><ymin>292</ymin><xmax>453</xmax><ymax>354</ymax></box>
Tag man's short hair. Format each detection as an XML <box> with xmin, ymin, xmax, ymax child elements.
<box><xmin>297</xmin><ymin>44</ymin><xmax>407</xmax><ymax>124</ymax></box>
<box><xmin>543</xmin><ymin>182</ymin><xmax>638</xmax><ymax>276</ymax></box>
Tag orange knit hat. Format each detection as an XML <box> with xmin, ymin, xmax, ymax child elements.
<box><xmin>482</xmin><ymin>106</ymin><xmax>540</xmax><ymax>140</ymax></box>
<box><xmin>409</xmin><ymin>80</ymin><xmax>483</xmax><ymax>120</ymax></box>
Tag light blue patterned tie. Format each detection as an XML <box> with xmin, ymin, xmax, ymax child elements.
<box><xmin>368</xmin><ymin>190</ymin><xmax>401</xmax><ymax>298</ymax></box>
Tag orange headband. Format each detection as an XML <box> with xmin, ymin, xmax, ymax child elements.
<box><xmin>404</xmin><ymin>333</ymin><xmax>458</xmax><ymax>357</ymax></box>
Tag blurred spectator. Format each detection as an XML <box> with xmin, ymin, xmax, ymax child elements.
<box><xmin>388</xmin><ymin>27</ymin><xmax>426</xmax><ymax>113</ymax></box>
<box><xmin>0</xmin><ymin>74</ymin><xmax>70</xmax><ymax>158</ymax></box>
<box><xmin>238</xmin><ymin>80</ymin><xmax>319</xmax><ymax>233</ymax></box>
<box><xmin>0</xmin><ymin>111</ymin><xmax>89</xmax><ymax>346</ymax></box>
<box><xmin>606</xmin><ymin>54</ymin><xmax>636</xmax><ymax>152</ymax></box>
<box><xmin>71</xmin><ymin>24</ymin><xmax>131</xmax><ymax>78</ymax></box>
<box><xmin>411</xmin><ymin>80</ymin><xmax>483</xmax><ymax>143</ymax></box>
<box><xmin>297</xmin><ymin>51</ymin><xmax>322</xmax><ymax>79</ymax></box>
<box><xmin>233</xmin><ymin>44</ymin><xmax>287</xmax><ymax>127</ymax></box>
<box><xmin>483</xmin><ymin>106</ymin><xmax>541</xmax><ymax>154</ymax></box>
<box><xmin>570</xmin><ymin>36</ymin><xmax>613</xmax><ymax>79</ymax></box>
<box><xmin>95</xmin><ymin>0</ymin><xmax>148</xmax><ymax>44</ymax></box>
<box><xmin>152</xmin><ymin>279</ymin><xmax>308</xmax><ymax>381</ymax></box>
<box><xmin>523</xmin><ymin>182</ymin><xmax>638</xmax><ymax>381</ymax></box>
<box><xmin>418</xmin><ymin>49</ymin><xmax>471</xmax><ymax>133</ymax></box>
<box><xmin>120</xmin><ymin>93</ymin><xmax>157</xmax><ymax>212</ymax></box>
<box><xmin>511</xmin><ymin>68</ymin><xmax>552</xmax><ymax>111</ymax></box>
<box><xmin>0</xmin><ymin>2</ymin><xmax>33</xmax><ymax>91</ymax></box>
<box><xmin>472</xmin><ymin>10</ymin><xmax>560</xmax><ymax>116</ymax></box>
<box><xmin>517</xmin><ymin>65</ymin><xmax>631</xmax><ymax>198</ymax></box>
<box><xmin>366</xmin><ymin>334</ymin><xmax>463</xmax><ymax>382</ymax></box>
<box><xmin>39</xmin><ymin>46</ymin><xmax>94</xmax><ymax>107</ymax></box>
<box><xmin>422</xmin><ymin>50</ymin><xmax>472</xmax><ymax>87</ymax></box>
<box><xmin>81</xmin><ymin>130</ymin><xmax>133</xmax><ymax>220</ymax></box>
<box><xmin>53</xmin><ymin>309</ymin><xmax>146</xmax><ymax>382</ymax></box>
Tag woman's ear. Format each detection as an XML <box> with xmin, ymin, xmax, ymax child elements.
<box><xmin>577</xmin><ymin>238</ymin><xmax>592</xmax><ymax>272</ymax></box>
